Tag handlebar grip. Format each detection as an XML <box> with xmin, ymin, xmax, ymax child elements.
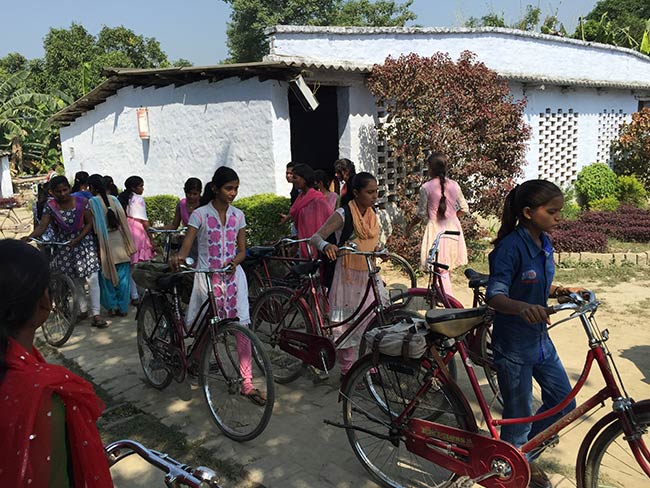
<box><xmin>433</xmin><ymin>262</ymin><xmax>450</xmax><ymax>270</ymax></box>
<box><xmin>444</xmin><ymin>230</ymin><xmax>461</xmax><ymax>236</ymax></box>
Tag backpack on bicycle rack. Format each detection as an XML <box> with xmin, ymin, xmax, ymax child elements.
<box><xmin>364</xmin><ymin>317</ymin><xmax>429</xmax><ymax>361</ymax></box>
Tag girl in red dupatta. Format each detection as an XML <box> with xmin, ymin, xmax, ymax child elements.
<box><xmin>288</xmin><ymin>164</ymin><xmax>333</xmax><ymax>258</ymax></box>
<box><xmin>0</xmin><ymin>240</ymin><xmax>112</xmax><ymax>488</ymax></box>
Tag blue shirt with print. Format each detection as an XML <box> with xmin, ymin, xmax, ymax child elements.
<box><xmin>486</xmin><ymin>225</ymin><xmax>555</xmax><ymax>364</ymax></box>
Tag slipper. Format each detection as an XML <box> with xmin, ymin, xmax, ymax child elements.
<box><xmin>91</xmin><ymin>318</ymin><xmax>109</xmax><ymax>328</ymax></box>
<box><xmin>241</xmin><ymin>388</ymin><xmax>266</xmax><ymax>406</ymax></box>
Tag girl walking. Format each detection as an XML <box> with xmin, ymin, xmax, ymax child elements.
<box><xmin>486</xmin><ymin>180</ymin><xmax>583</xmax><ymax>488</ymax></box>
<box><xmin>26</xmin><ymin>175</ymin><xmax>106</xmax><ymax>327</ymax></box>
<box><xmin>88</xmin><ymin>174</ymin><xmax>136</xmax><ymax>316</ymax></box>
<box><xmin>406</xmin><ymin>152</ymin><xmax>469</xmax><ymax>297</ymax></box>
<box><xmin>310</xmin><ymin>172</ymin><xmax>388</xmax><ymax>378</ymax></box>
<box><xmin>174</xmin><ymin>167</ymin><xmax>265</xmax><ymax>405</ymax></box>
<box><xmin>118</xmin><ymin>176</ymin><xmax>155</xmax><ymax>304</ymax></box>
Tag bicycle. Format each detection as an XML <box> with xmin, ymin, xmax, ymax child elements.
<box><xmin>134</xmin><ymin>260</ymin><xmax>275</xmax><ymax>441</ymax></box>
<box><xmin>250</xmin><ymin>240</ymin><xmax>421</xmax><ymax>384</ymax></box>
<box><xmin>28</xmin><ymin>237</ymin><xmax>79</xmax><ymax>346</ymax></box>
<box><xmin>149</xmin><ymin>227</ymin><xmax>188</xmax><ymax>263</ymax></box>
<box><xmin>0</xmin><ymin>197</ymin><xmax>31</xmax><ymax>238</ymax></box>
<box><xmin>335</xmin><ymin>291</ymin><xmax>650</xmax><ymax>488</ymax></box>
<box><xmin>105</xmin><ymin>439</ymin><xmax>222</xmax><ymax>487</ymax></box>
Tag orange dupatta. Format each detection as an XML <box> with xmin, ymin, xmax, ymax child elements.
<box><xmin>342</xmin><ymin>200</ymin><xmax>379</xmax><ymax>272</ymax></box>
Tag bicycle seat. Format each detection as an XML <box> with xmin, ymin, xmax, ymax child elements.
<box><xmin>425</xmin><ymin>306</ymin><xmax>487</xmax><ymax>338</ymax></box>
<box><xmin>464</xmin><ymin>268</ymin><xmax>489</xmax><ymax>289</ymax></box>
<box><xmin>290</xmin><ymin>260</ymin><xmax>320</xmax><ymax>276</ymax></box>
<box><xmin>247</xmin><ymin>246</ymin><xmax>276</xmax><ymax>258</ymax></box>
<box><xmin>156</xmin><ymin>272</ymin><xmax>185</xmax><ymax>290</ymax></box>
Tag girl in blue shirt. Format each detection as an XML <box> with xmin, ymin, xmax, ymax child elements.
<box><xmin>486</xmin><ymin>179</ymin><xmax>583</xmax><ymax>488</ymax></box>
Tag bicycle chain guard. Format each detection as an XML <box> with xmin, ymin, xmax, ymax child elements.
<box><xmin>279</xmin><ymin>329</ymin><xmax>336</xmax><ymax>371</ymax></box>
<box><xmin>406</xmin><ymin>418</ymin><xmax>530</xmax><ymax>488</ymax></box>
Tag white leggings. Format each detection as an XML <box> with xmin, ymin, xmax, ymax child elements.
<box><xmin>74</xmin><ymin>272</ymin><xmax>100</xmax><ymax>316</ymax></box>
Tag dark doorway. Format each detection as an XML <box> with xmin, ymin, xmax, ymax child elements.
<box><xmin>289</xmin><ymin>85</ymin><xmax>339</xmax><ymax>178</ymax></box>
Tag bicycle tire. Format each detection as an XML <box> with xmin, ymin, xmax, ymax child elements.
<box><xmin>476</xmin><ymin>324</ymin><xmax>502</xmax><ymax>406</ymax></box>
<box><xmin>250</xmin><ymin>287</ymin><xmax>312</xmax><ymax>384</ymax></box>
<box><xmin>0</xmin><ymin>211</ymin><xmax>23</xmax><ymax>238</ymax></box>
<box><xmin>136</xmin><ymin>295</ymin><xmax>173</xmax><ymax>389</ymax></box>
<box><xmin>582</xmin><ymin>404</ymin><xmax>650</xmax><ymax>488</ymax></box>
<box><xmin>379</xmin><ymin>253</ymin><xmax>417</xmax><ymax>306</ymax></box>
<box><xmin>200</xmin><ymin>321</ymin><xmax>275</xmax><ymax>442</ymax></box>
<box><xmin>360</xmin><ymin>308</ymin><xmax>458</xmax><ymax>384</ymax></box>
<box><xmin>246</xmin><ymin>268</ymin><xmax>266</xmax><ymax>305</ymax></box>
<box><xmin>42</xmin><ymin>273</ymin><xmax>78</xmax><ymax>347</ymax></box>
<box><xmin>341</xmin><ymin>354</ymin><xmax>474</xmax><ymax>488</ymax></box>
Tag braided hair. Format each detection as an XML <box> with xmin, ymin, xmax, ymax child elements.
<box><xmin>89</xmin><ymin>174</ymin><xmax>120</xmax><ymax>229</ymax></box>
<box><xmin>427</xmin><ymin>152</ymin><xmax>449</xmax><ymax>220</ymax></box>
<box><xmin>118</xmin><ymin>175</ymin><xmax>144</xmax><ymax>211</ymax></box>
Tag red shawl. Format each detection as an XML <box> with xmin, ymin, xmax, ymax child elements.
<box><xmin>289</xmin><ymin>188</ymin><xmax>333</xmax><ymax>258</ymax></box>
<box><xmin>0</xmin><ymin>338</ymin><xmax>112</xmax><ymax>488</ymax></box>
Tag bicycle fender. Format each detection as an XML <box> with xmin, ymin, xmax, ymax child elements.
<box><xmin>406</xmin><ymin>418</ymin><xmax>530</xmax><ymax>487</ymax></box>
<box><xmin>575</xmin><ymin>398</ymin><xmax>650</xmax><ymax>487</ymax></box>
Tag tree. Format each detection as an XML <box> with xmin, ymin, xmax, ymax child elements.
<box><xmin>465</xmin><ymin>4</ymin><xmax>566</xmax><ymax>35</ymax></box>
<box><xmin>223</xmin><ymin>0</ymin><xmax>416</xmax><ymax>63</ymax></box>
<box><xmin>610</xmin><ymin>108</ymin><xmax>650</xmax><ymax>190</ymax></box>
<box><xmin>367</xmin><ymin>52</ymin><xmax>530</xmax><ymax>263</ymax></box>
<box><xmin>0</xmin><ymin>53</ymin><xmax>28</xmax><ymax>81</ymax></box>
<box><xmin>575</xmin><ymin>0</ymin><xmax>650</xmax><ymax>51</ymax></box>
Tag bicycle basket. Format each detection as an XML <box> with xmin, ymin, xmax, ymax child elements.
<box><xmin>364</xmin><ymin>318</ymin><xmax>429</xmax><ymax>360</ymax></box>
<box><xmin>132</xmin><ymin>262</ymin><xmax>172</xmax><ymax>290</ymax></box>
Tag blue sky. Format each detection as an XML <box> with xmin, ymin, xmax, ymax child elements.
<box><xmin>2</xmin><ymin>1</ymin><xmax>598</xmax><ymax>65</ymax></box>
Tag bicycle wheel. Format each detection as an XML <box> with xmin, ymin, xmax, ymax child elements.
<box><xmin>136</xmin><ymin>295</ymin><xmax>173</xmax><ymax>389</ymax></box>
<box><xmin>582</xmin><ymin>406</ymin><xmax>650</xmax><ymax>488</ymax></box>
<box><xmin>341</xmin><ymin>354</ymin><xmax>474</xmax><ymax>488</ymax></box>
<box><xmin>246</xmin><ymin>268</ymin><xmax>266</xmax><ymax>305</ymax></box>
<box><xmin>0</xmin><ymin>211</ymin><xmax>22</xmax><ymax>238</ymax></box>
<box><xmin>200</xmin><ymin>321</ymin><xmax>275</xmax><ymax>442</ymax></box>
<box><xmin>379</xmin><ymin>253</ymin><xmax>417</xmax><ymax>306</ymax></box>
<box><xmin>42</xmin><ymin>273</ymin><xmax>78</xmax><ymax>347</ymax></box>
<box><xmin>250</xmin><ymin>287</ymin><xmax>311</xmax><ymax>383</ymax></box>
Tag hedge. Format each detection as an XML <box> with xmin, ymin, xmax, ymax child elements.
<box><xmin>144</xmin><ymin>195</ymin><xmax>179</xmax><ymax>226</ymax></box>
<box><xmin>233</xmin><ymin>193</ymin><xmax>291</xmax><ymax>246</ymax></box>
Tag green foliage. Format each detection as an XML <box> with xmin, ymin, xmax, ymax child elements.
<box><xmin>560</xmin><ymin>185</ymin><xmax>581</xmax><ymax>220</ymax></box>
<box><xmin>589</xmin><ymin>196</ymin><xmax>620</xmax><ymax>211</ymax></box>
<box><xmin>574</xmin><ymin>163</ymin><xmax>619</xmax><ymax>208</ymax></box>
<box><xmin>232</xmin><ymin>193</ymin><xmax>291</xmax><ymax>246</ymax></box>
<box><xmin>144</xmin><ymin>195</ymin><xmax>180</xmax><ymax>226</ymax></box>
<box><xmin>223</xmin><ymin>0</ymin><xmax>416</xmax><ymax>62</ymax></box>
<box><xmin>617</xmin><ymin>174</ymin><xmax>647</xmax><ymax>207</ymax></box>
<box><xmin>611</xmin><ymin>108</ymin><xmax>650</xmax><ymax>189</ymax></box>
<box><xmin>575</xmin><ymin>1</ymin><xmax>650</xmax><ymax>52</ymax></box>
<box><xmin>464</xmin><ymin>3</ymin><xmax>566</xmax><ymax>35</ymax></box>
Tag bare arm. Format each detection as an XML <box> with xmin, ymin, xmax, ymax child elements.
<box><xmin>158</xmin><ymin>206</ymin><xmax>181</xmax><ymax>230</ymax></box>
<box><xmin>26</xmin><ymin>213</ymin><xmax>52</xmax><ymax>239</ymax></box>
<box><xmin>230</xmin><ymin>228</ymin><xmax>247</xmax><ymax>270</ymax></box>
<box><xmin>172</xmin><ymin>226</ymin><xmax>198</xmax><ymax>270</ymax></box>
<box><xmin>487</xmin><ymin>294</ymin><xmax>551</xmax><ymax>325</ymax></box>
<box><xmin>310</xmin><ymin>211</ymin><xmax>344</xmax><ymax>261</ymax></box>
<box><xmin>69</xmin><ymin>210</ymin><xmax>94</xmax><ymax>247</ymax></box>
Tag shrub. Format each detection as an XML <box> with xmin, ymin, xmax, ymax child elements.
<box><xmin>551</xmin><ymin>225</ymin><xmax>608</xmax><ymax>253</ymax></box>
<box><xmin>555</xmin><ymin>205</ymin><xmax>650</xmax><ymax>244</ymax></box>
<box><xmin>617</xmin><ymin>174</ymin><xmax>647</xmax><ymax>207</ymax></box>
<box><xmin>233</xmin><ymin>193</ymin><xmax>291</xmax><ymax>246</ymax></box>
<box><xmin>611</xmin><ymin>108</ymin><xmax>650</xmax><ymax>190</ymax></box>
<box><xmin>144</xmin><ymin>195</ymin><xmax>179</xmax><ymax>226</ymax></box>
<box><xmin>574</xmin><ymin>163</ymin><xmax>618</xmax><ymax>208</ymax></box>
<box><xmin>589</xmin><ymin>196</ymin><xmax>619</xmax><ymax>212</ymax></box>
<box><xmin>560</xmin><ymin>185</ymin><xmax>581</xmax><ymax>220</ymax></box>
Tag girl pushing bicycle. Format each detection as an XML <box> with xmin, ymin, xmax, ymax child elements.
<box><xmin>486</xmin><ymin>179</ymin><xmax>585</xmax><ymax>488</ymax></box>
<box><xmin>173</xmin><ymin>167</ymin><xmax>265</xmax><ymax>406</ymax></box>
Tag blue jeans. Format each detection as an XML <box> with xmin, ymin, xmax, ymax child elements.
<box><xmin>493</xmin><ymin>343</ymin><xmax>576</xmax><ymax>459</ymax></box>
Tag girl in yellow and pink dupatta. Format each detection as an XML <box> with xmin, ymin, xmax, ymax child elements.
<box><xmin>288</xmin><ymin>164</ymin><xmax>333</xmax><ymax>258</ymax></box>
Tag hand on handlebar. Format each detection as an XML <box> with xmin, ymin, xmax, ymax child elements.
<box><xmin>323</xmin><ymin>243</ymin><xmax>339</xmax><ymax>261</ymax></box>
<box><xmin>519</xmin><ymin>303</ymin><xmax>551</xmax><ymax>325</ymax></box>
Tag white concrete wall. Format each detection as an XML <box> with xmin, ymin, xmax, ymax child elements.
<box><xmin>60</xmin><ymin>78</ymin><xmax>289</xmax><ymax>199</ymax></box>
<box><xmin>269</xmin><ymin>27</ymin><xmax>650</xmax><ymax>87</ymax></box>
<box><xmin>0</xmin><ymin>156</ymin><xmax>12</xmax><ymax>198</ymax></box>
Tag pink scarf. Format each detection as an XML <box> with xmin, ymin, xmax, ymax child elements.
<box><xmin>48</xmin><ymin>196</ymin><xmax>87</xmax><ymax>233</ymax></box>
<box><xmin>289</xmin><ymin>188</ymin><xmax>333</xmax><ymax>258</ymax></box>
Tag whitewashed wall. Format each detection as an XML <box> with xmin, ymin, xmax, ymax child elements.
<box><xmin>0</xmin><ymin>155</ymin><xmax>12</xmax><ymax>198</ymax></box>
<box><xmin>60</xmin><ymin>77</ymin><xmax>292</xmax><ymax>199</ymax></box>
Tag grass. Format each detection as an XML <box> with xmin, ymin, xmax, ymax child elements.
<box><xmin>607</xmin><ymin>239</ymin><xmax>650</xmax><ymax>253</ymax></box>
<box><xmin>37</xmin><ymin>339</ymin><xmax>248</xmax><ymax>486</ymax></box>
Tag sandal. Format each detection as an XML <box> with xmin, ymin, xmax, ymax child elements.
<box><xmin>91</xmin><ymin>318</ymin><xmax>109</xmax><ymax>328</ymax></box>
<box><xmin>241</xmin><ymin>388</ymin><xmax>266</xmax><ymax>406</ymax></box>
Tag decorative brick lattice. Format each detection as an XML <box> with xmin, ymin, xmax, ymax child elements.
<box><xmin>596</xmin><ymin>109</ymin><xmax>626</xmax><ymax>165</ymax></box>
<box><xmin>537</xmin><ymin>108</ymin><xmax>579</xmax><ymax>186</ymax></box>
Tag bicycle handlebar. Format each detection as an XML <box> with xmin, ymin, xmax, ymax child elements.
<box><xmin>149</xmin><ymin>227</ymin><xmax>188</xmax><ymax>234</ymax></box>
<box><xmin>426</xmin><ymin>231</ymin><xmax>460</xmax><ymax>267</ymax></box>
<box><xmin>546</xmin><ymin>290</ymin><xmax>599</xmax><ymax>330</ymax></box>
<box><xmin>178</xmin><ymin>257</ymin><xmax>233</xmax><ymax>275</ymax></box>
<box><xmin>28</xmin><ymin>237</ymin><xmax>71</xmax><ymax>246</ymax></box>
<box><xmin>337</xmin><ymin>244</ymin><xmax>388</xmax><ymax>257</ymax></box>
<box><xmin>277</xmin><ymin>237</ymin><xmax>311</xmax><ymax>246</ymax></box>
<box><xmin>105</xmin><ymin>439</ymin><xmax>222</xmax><ymax>487</ymax></box>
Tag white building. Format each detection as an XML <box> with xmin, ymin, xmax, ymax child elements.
<box><xmin>0</xmin><ymin>151</ymin><xmax>12</xmax><ymax>198</ymax></box>
<box><xmin>52</xmin><ymin>26</ymin><xmax>650</xmax><ymax>203</ymax></box>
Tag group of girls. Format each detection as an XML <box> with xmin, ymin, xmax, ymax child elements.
<box><xmin>26</xmin><ymin>172</ymin><xmax>156</xmax><ymax>325</ymax></box>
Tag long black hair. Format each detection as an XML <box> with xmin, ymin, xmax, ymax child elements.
<box><xmin>89</xmin><ymin>174</ymin><xmax>120</xmax><ymax>229</ymax></box>
<box><xmin>104</xmin><ymin>175</ymin><xmax>119</xmax><ymax>196</ymax></box>
<box><xmin>200</xmin><ymin>167</ymin><xmax>239</xmax><ymax>206</ymax></box>
<box><xmin>0</xmin><ymin>239</ymin><xmax>50</xmax><ymax>382</ymax></box>
<box><xmin>71</xmin><ymin>171</ymin><xmax>89</xmax><ymax>193</ymax></box>
<box><xmin>334</xmin><ymin>158</ymin><xmax>356</xmax><ymax>182</ymax></box>
<box><xmin>493</xmin><ymin>179</ymin><xmax>563</xmax><ymax>245</ymax></box>
<box><xmin>118</xmin><ymin>175</ymin><xmax>144</xmax><ymax>211</ymax></box>
<box><xmin>184</xmin><ymin>177</ymin><xmax>202</xmax><ymax>194</ymax></box>
<box><xmin>341</xmin><ymin>171</ymin><xmax>377</xmax><ymax>206</ymax></box>
<box><xmin>292</xmin><ymin>164</ymin><xmax>315</xmax><ymax>188</ymax></box>
<box><xmin>314</xmin><ymin>169</ymin><xmax>332</xmax><ymax>190</ymax></box>
<box><xmin>427</xmin><ymin>152</ymin><xmax>449</xmax><ymax>220</ymax></box>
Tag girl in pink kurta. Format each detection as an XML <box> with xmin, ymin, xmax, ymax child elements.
<box><xmin>407</xmin><ymin>152</ymin><xmax>469</xmax><ymax>297</ymax></box>
<box><xmin>119</xmin><ymin>175</ymin><xmax>156</xmax><ymax>302</ymax></box>
<box><xmin>175</xmin><ymin>167</ymin><xmax>265</xmax><ymax>406</ymax></box>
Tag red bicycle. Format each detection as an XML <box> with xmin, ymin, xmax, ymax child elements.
<box><xmin>335</xmin><ymin>291</ymin><xmax>650</xmax><ymax>488</ymax></box>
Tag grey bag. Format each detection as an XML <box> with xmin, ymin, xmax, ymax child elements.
<box><xmin>364</xmin><ymin>318</ymin><xmax>429</xmax><ymax>360</ymax></box>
